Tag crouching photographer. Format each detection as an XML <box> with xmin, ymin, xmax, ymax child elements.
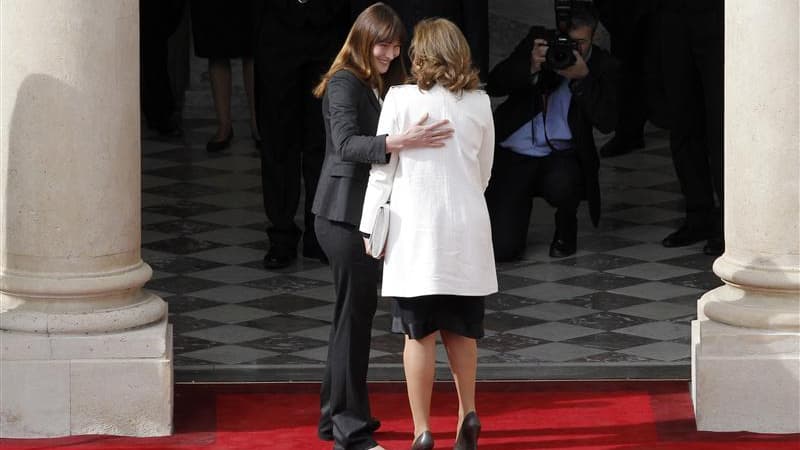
<box><xmin>485</xmin><ymin>1</ymin><xmax>619</xmax><ymax>259</ymax></box>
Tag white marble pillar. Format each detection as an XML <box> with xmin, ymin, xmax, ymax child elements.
<box><xmin>0</xmin><ymin>0</ymin><xmax>172</xmax><ymax>437</ymax></box>
<box><xmin>692</xmin><ymin>0</ymin><xmax>800</xmax><ymax>433</ymax></box>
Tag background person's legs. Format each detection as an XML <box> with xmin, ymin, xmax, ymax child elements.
<box><xmin>254</xmin><ymin>24</ymin><xmax>339</xmax><ymax>267</ymax></box>
<box><xmin>299</xmin><ymin>61</ymin><xmax>328</xmax><ymax>259</ymax></box>
<box><xmin>597</xmin><ymin>0</ymin><xmax>651</xmax><ymax>157</ymax></box>
<box><xmin>139</xmin><ymin>0</ymin><xmax>185</xmax><ymax>136</ymax></box>
<box><xmin>689</xmin><ymin>8</ymin><xmax>724</xmax><ymax>255</ymax></box>
<box><xmin>207</xmin><ymin>58</ymin><xmax>233</xmax><ymax>149</ymax></box>
<box><xmin>241</xmin><ymin>57</ymin><xmax>259</xmax><ymax>145</ymax></box>
<box><xmin>254</xmin><ymin>39</ymin><xmax>305</xmax><ymax>267</ymax></box>
<box><xmin>659</xmin><ymin>8</ymin><xmax>717</xmax><ymax>248</ymax></box>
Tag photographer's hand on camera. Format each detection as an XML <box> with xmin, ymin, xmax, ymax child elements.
<box><xmin>530</xmin><ymin>39</ymin><xmax>548</xmax><ymax>74</ymax></box>
<box><xmin>556</xmin><ymin>50</ymin><xmax>589</xmax><ymax>80</ymax></box>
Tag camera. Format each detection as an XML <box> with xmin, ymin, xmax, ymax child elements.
<box><xmin>542</xmin><ymin>0</ymin><xmax>593</xmax><ymax>71</ymax></box>
<box><xmin>545</xmin><ymin>35</ymin><xmax>578</xmax><ymax>71</ymax></box>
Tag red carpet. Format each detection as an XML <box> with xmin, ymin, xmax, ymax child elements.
<box><xmin>1</xmin><ymin>381</ymin><xmax>798</xmax><ymax>450</ymax></box>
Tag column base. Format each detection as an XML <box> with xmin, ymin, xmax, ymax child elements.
<box><xmin>692</xmin><ymin>318</ymin><xmax>800</xmax><ymax>433</ymax></box>
<box><xmin>0</xmin><ymin>319</ymin><xmax>173</xmax><ymax>438</ymax></box>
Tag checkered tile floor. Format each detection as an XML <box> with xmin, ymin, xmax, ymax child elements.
<box><xmin>142</xmin><ymin>8</ymin><xmax>721</xmax><ymax>382</ymax></box>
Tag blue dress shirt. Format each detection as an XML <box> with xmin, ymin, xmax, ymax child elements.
<box><xmin>500</xmin><ymin>77</ymin><xmax>573</xmax><ymax>157</ymax></box>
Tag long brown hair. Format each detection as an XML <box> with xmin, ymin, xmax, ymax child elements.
<box><xmin>313</xmin><ymin>3</ymin><xmax>407</xmax><ymax>98</ymax></box>
<box><xmin>408</xmin><ymin>18</ymin><xmax>480</xmax><ymax>94</ymax></box>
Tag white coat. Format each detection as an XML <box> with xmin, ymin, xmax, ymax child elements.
<box><xmin>359</xmin><ymin>84</ymin><xmax>498</xmax><ymax>298</ymax></box>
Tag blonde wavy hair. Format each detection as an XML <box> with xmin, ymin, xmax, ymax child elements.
<box><xmin>408</xmin><ymin>18</ymin><xmax>480</xmax><ymax>94</ymax></box>
<box><xmin>313</xmin><ymin>3</ymin><xmax>407</xmax><ymax>99</ymax></box>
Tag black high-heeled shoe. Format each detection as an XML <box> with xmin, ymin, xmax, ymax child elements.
<box><xmin>411</xmin><ymin>430</ymin><xmax>434</xmax><ymax>450</ymax></box>
<box><xmin>206</xmin><ymin>128</ymin><xmax>233</xmax><ymax>152</ymax></box>
<box><xmin>453</xmin><ymin>412</ymin><xmax>480</xmax><ymax>450</ymax></box>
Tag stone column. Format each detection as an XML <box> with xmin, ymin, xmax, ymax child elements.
<box><xmin>692</xmin><ymin>0</ymin><xmax>800</xmax><ymax>433</ymax></box>
<box><xmin>0</xmin><ymin>0</ymin><xmax>172</xmax><ymax>437</ymax></box>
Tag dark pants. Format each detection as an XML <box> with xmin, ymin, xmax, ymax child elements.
<box><xmin>139</xmin><ymin>0</ymin><xmax>186</xmax><ymax>130</ymax></box>
<box><xmin>315</xmin><ymin>216</ymin><xmax>380</xmax><ymax>450</ymax></box>
<box><xmin>486</xmin><ymin>148</ymin><xmax>582</xmax><ymax>261</ymax></box>
<box><xmin>660</xmin><ymin>6</ymin><xmax>724</xmax><ymax>231</ymax></box>
<box><xmin>255</xmin><ymin>26</ymin><xmax>336</xmax><ymax>254</ymax></box>
<box><xmin>608</xmin><ymin>14</ymin><xmax>649</xmax><ymax>143</ymax></box>
<box><xmin>598</xmin><ymin>0</ymin><xmax>667</xmax><ymax>134</ymax></box>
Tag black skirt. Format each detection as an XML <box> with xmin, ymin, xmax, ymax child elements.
<box><xmin>190</xmin><ymin>1</ymin><xmax>256</xmax><ymax>58</ymax></box>
<box><xmin>391</xmin><ymin>295</ymin><xmax>485</xmax><ymax>340</ymax></box>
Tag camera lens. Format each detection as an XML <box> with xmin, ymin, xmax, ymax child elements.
<box><xmin>545</xmin><ymin>41</ymin><xmax>576</xmax><ymax>71</ymax></box>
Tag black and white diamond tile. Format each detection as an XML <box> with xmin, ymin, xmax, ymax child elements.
<box><xmin>138</xmin><ymin>26</ymin><xmax>720</xmax><ymax>381</ymax></box>
<box><xmin>563</xmin><ymin>332</ymin><xmax>659</xmax><ymax>352</ymax></box>
<box><xmin>509</xmin><ymin>322</ymin><xmax>604</xmax><ymax>342</ymax></box>
<box><xmin>512</xmin><ymin>342</ymin><xmax>607</xmax><ymax>362</ymax></box>
<box><xmin>182</xmin><ymin>324</ymin><xmax>275</xmax><ymax>345</ymax></box>
<box><xmin>140</xmin><ymin>119</ymin><xmax>716</xmax><ymax>380</ymax></box>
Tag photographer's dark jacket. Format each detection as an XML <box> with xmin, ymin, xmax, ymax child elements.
<box><xmin>486</xmin><ymin>28</ymin><xmax>619</xmax><ymax>226</ymax></box>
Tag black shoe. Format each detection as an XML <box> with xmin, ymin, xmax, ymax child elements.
<box><xmin>454</xmin><ymin>411</ymin><xmax>481</xmax><ymax>450</ymax></box>
<box><xmin>318</xmin><ymin>429</ymin><xmax>333</xmax><ymax>441</ymax></box>
<box><xmin>703</xmin><ymin>235</ymin><xmax>724</xmax><ymax>256</ymax></box>
<box><xmin>368</xmin><ymin>417</ymin><xmax>381</xmax><ymax>433</ymax></box>
<box><xmin>206</xmin><ymin>128</ymin><xmax>233</xmax><ymax>152</ymax></box>
<box><xmin>599</xmin><ymin>135</ymin><xmax>644</xmax><ymax>158</ymax></box>
<box><xmin>551</xmin><ymin>212</ymin><xmax>577</xmax><ymax>258</ymax></box>
<box><xmin>411</xmin><ymin>430</ymin><xmax>434</xmax><ymax>450</ymax></box>
<box><xmin>263</xmin><ymin>249</ymin><xmax>296</xmax><ymax>269</ymax></box>
<box><xmin>549</xmin><ymin>229</ymin><xmax>577</xmax><ymax>258</ymax></box>
<box><xmin>318</xmin><ymin>417</ymin><xmax>381</xmax><ymax>441</ymax></box>
<box><xmin>549</xmin><ymin>238</ymin><xmax>576</xmax><ymax>258</ymax></box>
<box><xmin>302</xmin><ymin>245</ymin><xmax>329</xmax><ymax>264</ymax></box>
<box><xmin>662</xmin><ymin>225</ymin><xmax>713</xmax><ymax>248</ymax></box>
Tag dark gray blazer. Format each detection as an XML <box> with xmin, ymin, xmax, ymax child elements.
<box><xmin>312</xmin><ymin>69</ymin><xmax>390</xmax><ymax>226</ymax></box>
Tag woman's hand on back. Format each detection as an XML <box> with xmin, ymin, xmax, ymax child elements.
<box><xmin>385</xmin><ymin>113</ymin><xmax>454</xmax><ymax>153</ymax></box>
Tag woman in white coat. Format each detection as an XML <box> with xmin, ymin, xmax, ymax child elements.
<box><xmin>359</xmin><ymin>18</ymin><xmax>497</xmax><ymax>450</ymax></box>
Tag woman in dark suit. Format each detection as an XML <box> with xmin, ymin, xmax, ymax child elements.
<box><xmin>311</xmin><ymin>4</ymin><xmax>453</xmax><ymax>449</ymax></box>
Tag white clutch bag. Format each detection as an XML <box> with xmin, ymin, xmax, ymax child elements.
<box><xmin>368</xmin><ymin>203</ymin><xmax>390</xmax><ymax>259</ymax></box>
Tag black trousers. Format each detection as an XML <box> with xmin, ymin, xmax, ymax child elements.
<box><xmin>254</xmin><ymin>27</ymin><xmax>335</xmax><ymax>254</ymax></box>
<box><xmin>139</xmin><ymin>0</ymin><xmax>185</xmax><ymax>130</ymax></box>
<box><xmin>606</xmin><ymin>13</ymin><xmax>649</xmax><ymax>142</ymax></box>
<box><xmin>598</xmin><ymin>0</ymin><xmax>667</xmax><ymax>135</ymax></box>
<box><xmin>315</xmin><ymin>216</ymin><xmax>380</xmax><ymax>450</ymax></box>
<box><xmin>660</xmin><ymin>7</ymin><xmax>724</xmax><ymax>231</ymax></box>
<box><xmin>485</xmin><ymin>148</ymin><xmax>582</xmax><ymax>261</ymax></box>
